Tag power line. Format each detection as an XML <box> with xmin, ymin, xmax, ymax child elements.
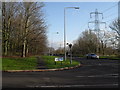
<box><xmin>80</xmin><ymin>3</ymin><xmax>117</xmax><ymax>32</ymax></box>
<box><xmin>80</xmin><ymin>18</ymin><xmax>91</xmax><ymax>30</ymax></box>
<box><xmin>105</xmin><ymin>18</ymin><xmax>117</xmax><ymax>23</ymax></box>
<box><xmin>102</xmin><ymin>3</ymin><xmax>118</xmax><ymax>13</ymax></box>
<box><xmin>104</xmin><ymin>12</ymin><xmax>118</xmax><ymax>19</ymax></box>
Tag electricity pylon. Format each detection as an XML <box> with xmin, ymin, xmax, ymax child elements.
<box><xmin>88</xmin><ymin>9</ymin><xmax>106</xmax><ymax>54</ymax></box>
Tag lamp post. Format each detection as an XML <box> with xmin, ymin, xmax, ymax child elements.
<box><xmin>64</xmin><ymin>7</ymin><xmax>79</xmax><ymax>61</ymax></box>
<box><xmin>50</xmin><ymin>32</ymin><xmax>59</xmax><ymax>56</ymax></box>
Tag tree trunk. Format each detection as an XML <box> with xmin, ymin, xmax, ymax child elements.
<box><xmin>22</xmin><ymin>39</ymin><xmax>26</xmax><ymax>57</ymax></box>
<box><xmin>26</xmin><ymin>44</ymin><xmax>29</xmax><ymax>56</ymax></box>
<box><xmin>4</xmin><ymin>40</ymin><xmax>8</xmax><ymax>55</ymax></box>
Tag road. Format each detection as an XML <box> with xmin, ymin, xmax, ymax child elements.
<box><xmin>2</xmin><ymin>58</ymin><xmax>119</xmax><ymax>89</ymax></box>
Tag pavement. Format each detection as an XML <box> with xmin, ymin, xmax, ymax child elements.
<box><xmin>2</xmin><ymin>57</ymin><xmax>119</xmax><ymax>89</ymax></box>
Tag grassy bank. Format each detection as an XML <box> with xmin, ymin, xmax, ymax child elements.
<box><xmin>2</xmin><ymin>56</ymin><xmax>80</xmax><ymax>70</ymax></box>
<box><xmin>0</xmin><ymin>57</ymin><xmax>2</xmax><ymax>70</ymax></box>
<box><xmin>41</xmin><ymin>56</ymin><xmax>80</xmax><ymax>69</ymax></box>
<box><xmin>2</xmin><ymin>57</ymin><xmax>37</xmax><ymax>70</ymax></box>
<box><xmin>99</xmin><ymin>55</ymin><xmax>120</xmax><ymax>60</ymax></box>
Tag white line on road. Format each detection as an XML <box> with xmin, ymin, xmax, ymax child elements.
<box><xmin>27</xmin><ymin>83</ymin><xmax>118</xmax><ymax>88</ymax></box>
<box><xmin>85</xmin><ymin>64</ymin><xmax>119</xmax><ymax>67</ymax></box>
<box><xmin>76</xmin><ymin>74</ymin><xmax>118</xmax><ymax>78</ymax></box>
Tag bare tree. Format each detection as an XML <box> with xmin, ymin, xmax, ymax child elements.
<box><xmin>110</xmin><ymin>19</ymin><xmax>120</xmax><ymax>40</ymax></box>
<box><xmin>110</xmin><ymin>19</ymin><xmax>120</xmax><ymax>53</ymax></box>
<box><xmin>72</xmin><ymin>30</ymin><xmax>98</xmax><ymax>56</ymax></box>
<box><xmin>2</xmin><ymin>2</ymin><xmax>47</xmax><ymax>57</ymax></box>
<box><xmin>2</xmin><ymin>2</ymin><xmax>19</xmax><ymax>56</ymax></box>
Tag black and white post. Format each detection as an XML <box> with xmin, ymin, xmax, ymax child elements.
<box><xmin>67</xmin><ymin>43</ymin><xmax>72</xmax><ymax>64</ymax></box>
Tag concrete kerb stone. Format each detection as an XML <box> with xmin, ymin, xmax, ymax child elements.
<box><xmin>3</xmin><ymin>64</ymin><xmax>82</xmax><ymax>73</ymax></box>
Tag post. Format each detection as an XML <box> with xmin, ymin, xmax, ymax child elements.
<box><xmin>64</xmin><ymin>7</ymin><xmax>79</xmax><ymax>61</ymax></box>
<box><xmin>61</xmin><ymin>61</ymin><xmax>62</xmax><ymax>65</ymax></box>
<box><xmin>69</xmin><ymin>44</ymin><xmax>72</xmax><ymax>64</ymax></box>
<box><xmin>64</xmin><ymin>8</ymin><xmax>66</xmax><ymax>61</ymax></box>
<box><xmin>70</xmin><ymin>47</ymin><xmax>72</xmax><ymax>64</ymax></box>
<box><xmin>67</xmin><ymin>43</ymin><xmax>72</xmax><ymax>64</ymax></box>
<box><xmin>50</xmin><ymin>32</ymin><xmax>59</xmax><ymax>56</ymax></box>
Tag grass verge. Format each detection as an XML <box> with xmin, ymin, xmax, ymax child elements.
<box><xmin>2</xmin><ymin>57</ymin><xmax>37</xmax><ymax>70</ymax></box>
<box><xmin>99</xmin><ymin>55</ymin><xmax>120</xmax><ymax>60</ymax></box>
<box><xmin>2</xmin><ymin>56</ymin><xmax>80</xmax><ymax>70</ymax></box>
<box><xmin>0</xmin><ymin>57</ymin><xmax>1</xmax><ymax>70</ymax></box>
<box><xmin>41</xmin><ymin>56</ymin><xmax>80</xmax><ymax>69</ymax></box>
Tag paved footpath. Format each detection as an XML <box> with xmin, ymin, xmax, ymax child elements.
<box><xmin>2</xmin><ymin>58</ymin><xmax>119</xmax><ymax>89</ymax></box>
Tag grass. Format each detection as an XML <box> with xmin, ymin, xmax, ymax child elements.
<box><xmin>41</xmin><ymin>56</ymin><xmax>80</xmax><ymax>69</ymax></box>
<box><xmin>2</xmin><ymin>57</ymin><xmax>37</xmax><ymax>70</ymax></box>
<box><xmin>2</xmin><ymin>56</ymin><xmax>80</xmax><ymax>70</ymax></box>
<box><xmin>99</xmin><ymin>55</ymin><xmax>120</xmax><ymax>60</ymax></box>
<box><xmin>0</xmin><ymin>57</ymin><xmax>1</xmax><ymax>70</ymax></box>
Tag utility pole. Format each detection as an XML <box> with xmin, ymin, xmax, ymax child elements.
<box><xmin>64</xmin><ymin>7</ymin><xmax>79</xmax><ymax>61</ymax></box>
<box><xmin>88</xmin><ymin>9</ymin><xmax>106</xmax><ymax>54</ymax></box>
<box><xmin>118</xmin><ymin>1</ymin><xmax>120</xmax><ymax>28</ymax></box>
<box><xmin>50</xmin><ymin>32</ymin><xmax>59</xmax><ymax>56</ymax></box>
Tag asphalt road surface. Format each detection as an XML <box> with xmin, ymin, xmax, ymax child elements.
<box><xmin>2</xmin><ymin>58</ymin><xmax>119</xmax><ymax>89</ymax></box>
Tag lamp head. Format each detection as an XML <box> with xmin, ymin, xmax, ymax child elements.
<box><xmin>74</xmin><ymin>7</ymin><xmax>79</xmax><ymax>9</ymax></box>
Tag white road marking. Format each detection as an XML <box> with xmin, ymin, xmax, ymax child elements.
<box><xmin>84</xmin><ymin>63</ymin><xmax>119</xmax><ymax>66</ymax></box>
<box><xmin>27</xmin><ymin>83</ymin><xmax>118</xmax><ymax>88</ymax></box>
<box><xmin>76</xmin><ymin>74</ymin><xmax>118</xmax><ymax>78</ymax></box>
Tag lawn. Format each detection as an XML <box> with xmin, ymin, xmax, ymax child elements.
<box><xmin>41</xmin><ymin>56</ymin><xmax>80</xmax><ymax>69</ymax></box>
<box><xmin>2</xmin><ymin>56</ymin><xmax>80</xmax><ymax>70</ymax></box>
<box><xmin>0</xmin><ymin>57</ymin><xmax>1</xmax><ymax>70</ymax></box>
<box><xmin>2</xmin><ymin>57</ymin><xmax>37</xmax><ymax>70</ymax></box>
<box><xmin>99</xmin><ymin>55</ymin><xmax>120</xmax><ymax>60</ymax></box>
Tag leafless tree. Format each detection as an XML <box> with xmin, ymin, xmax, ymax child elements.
<box><xmin>72</xmin><ymin>30</ymin><xmax>98</xmax><ymax>56</ymax></box>
<box><xmin>110</xmin><ymin>19</ymin><xmax>120</xmax><ymax>53</ymax></box>
<box><xmin>2</xmin><ymin>2</ymin><xmax>47</xmax><ymax>57</ymax></box>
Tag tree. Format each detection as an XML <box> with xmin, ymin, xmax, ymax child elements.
<box><xmin>110</xmin><ymin>19</ymin><xmax>120</xmax><ymax>53</ymax></box>
<box><xmin>98</xmin><ymin>30</ymin><xmax>117</xmax><ymax>55</ymax></box>
<box><xmin>2</xmin><ymin>2</ymin><xmax>47</xmax><ymax>57</ymax></box>
<box><xmin>110</xmin><ymin>19</ymin><xmax>120</xmax><ymax>40</ymax></box>
<box><xmin>21</xmin><ymin>2</ymin><xmax>46</xmax><ymax>57</ymax></box>
<box><xmin>2</xmin><ymin>2</ymin><xmax>19</xmax><ymax>56</ymax></box>
<box><xmin>72</xmin><ymin>30</ymin><xmax>98</xmax><ymax>56</ymax></box>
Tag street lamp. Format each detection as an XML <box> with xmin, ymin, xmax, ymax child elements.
<box><xmin>50</xmin><ymin>32</ymin><xmax>59</xmax><ymax>56</ymax></box>
<box><xmin>64</xmin><ymin>7</ymin><xmax>79</xmax><ymax>61</ymax></box>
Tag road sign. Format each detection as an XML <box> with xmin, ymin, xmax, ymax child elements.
<box><xmin>55</xmin><ymin>58</ymin><xmax>59</xmax><ymax>61</ymax></box>
<box><xmin>58</xmin><ymin>57</ymin><xmax>63</xmax><ymax>61</ymax></box>
<box><xmin>54</xmin><ymin>57</ymin><xmax>63</xmax><ymax>65</ymax></box>
<box><xmin>55</xmin><ymin>57</ymin><xmax>63</xmax><ymax>61</ymax></box>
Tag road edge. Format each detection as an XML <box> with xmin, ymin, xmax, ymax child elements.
<box><xmin>2</xmin><ymin>64</ymin><xmax>82</xmax><ymax>72</ymax></box>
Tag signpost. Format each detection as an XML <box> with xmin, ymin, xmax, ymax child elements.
<box><xmin>55</xmin><ymin>57</ymin><xmax>63</xmax><ymax>65</ymax></box>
